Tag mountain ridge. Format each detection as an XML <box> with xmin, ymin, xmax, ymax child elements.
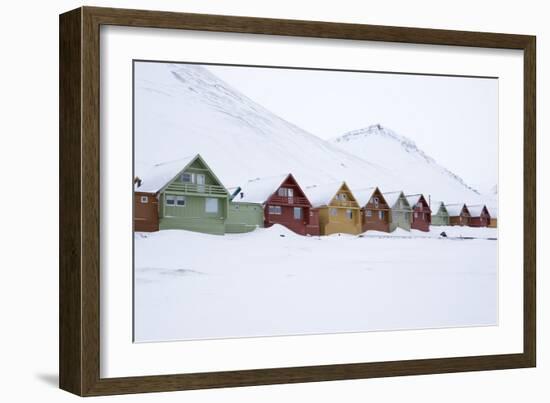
<box><xmin>134</xmin><ymin>63</ymin><xmax>485</xmax><ymax>205</ymax></box>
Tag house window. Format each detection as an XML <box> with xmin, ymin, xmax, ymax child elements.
<box><xmin>414</xmin><ymin>212</ymin><xmax>418</xmax><ymax>218</ymax></box>
<box><xmin>205</xmin><ymin>198</ymin><xmax>218</xmax><ymax>213</ymax></box>
<box><xmin>366</xmin><ymin>210</ymin><xmax>372</xmax><ymax>217</ymax></box>
<box><xmin>339</xmin><ymin>193</ymin><xmax>347</xmax><ymax>201</ymax></box>
<box><xmin>293</xmin><ymin>207</ymin><xmax>302</xmax><ymax>220</ymax></box>
<box><xmin>165</xmin><ymin>195</ymin><xmax>176</xmax><ymax>206</ymax></box>
<box><xmin>379</xmin><ymin>210</ymin><xmax>384</xmax><ymax>220</ymax></box>
<box><xmin>330</xmin><ymin>208</ymin><xmax>337</xmax><ymax>216</ymax></box>
<box><xmin>346</xmin><ymin>209</ymin><xmax>353</xmax><ymax>220</ymax></box>
<box><xmin>176</xmin><ymin>196</ymin><xmax>186</xmax><ymax>206</ymax></box>
<box><xmin>372</xmin><ymin>196</ymin><xmax>379</xmax><ymax>206</ymax></box>
<box><xmin>140</xmin><ymin>196</ymin><xmax>149</xmax><ymax>203</ymax></box>
<box><xmin>278</xmin><ymin>188</ymin><xmax>293</xmax><ymax>197</ymax></box>
<box><xmin>269</xmin><ymin>205</ymin><xmax>282</xmax><ymax>215</ymax></box>
<box><xmin>181</xmin><ymin>172</ymin><xmax>193</xmax><ymax>183</ymax></box>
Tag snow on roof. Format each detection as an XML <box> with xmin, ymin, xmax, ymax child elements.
<box><xmin>382</xmin><ymin>191</ymin><xmax>406</xmax><ymax>209</ymax></box>
<box><xmin>405</xmin><ymin>194</ymin><xmax>422</xmax><ymax>207</ymax></box>
<box><xmin>486</xmin><ymin>205</ymin><xmax>498</xmax><ymax>218</ymax></box>
<box><xmin>467</xmin><ymin>205</ymin><xmax>487</xmax><ymax>217</ymax></box>
<box><xmin>135</xmin><ymin>155</ymin><xmax>197</xmax><ymax>193</ymax></box>
<box><xmin>353</xmin><ymin>187</ymin><xmax>377</xmax><ymax>207</ymax></box>
<box><xmin>304</xmin><ymin>182</ymin><xmax>344</xmax><ymax>207</ymax></box>
<box><xmin>237</xmin><ymin>174</ymin><xmax>289</xmax><ymax>204</ymax></box>
<box><xmin>446</xmin><ymin>204</ymin><xmax>466</xmax><ymax>216</ymax></box>
<box><xmin>434</xmin><ymin>201</ymin><xmax>447</xmax><ymax>213</ymax></box>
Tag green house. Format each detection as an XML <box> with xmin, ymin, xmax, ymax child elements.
<box><xmin>431</xmin><ymin>202</ymin><xmax>450</xmax><ymax>226</ymax></box>
<box><xmin>135</xmin><ymin>154</ymin><xmax>263</xmax><ymax>234</ymax></box>
<box><xmin>382</xmin><ymin>191</ymin><xmax>412</xmax><ymax>232</ymax></box>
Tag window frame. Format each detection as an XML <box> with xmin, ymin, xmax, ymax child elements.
<box><xmin>165</xmin><ymin>194</ymin><xmax>176</xmax><ymax>206</ymax></box>
<box><xmin>268</xmin><ymin>205</ymin><xmax>282</xmax><ymax>215</ymax></box>
<box><xmin>180</xmin><ymin>172</ymin><xmax>194</xmax><ymax>183</ymax></box>
<box><xmin>205</xmin><ymin>197</ymin><xmax>219</xmax><ymax>213</ymax></box>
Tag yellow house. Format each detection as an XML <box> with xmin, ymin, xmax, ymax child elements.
<box><xmin>305</xmin><ymin>182</ymin><xmax>362</xmax><ymax>235</ymax></box>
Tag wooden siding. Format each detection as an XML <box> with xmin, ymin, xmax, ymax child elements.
<box><xmin>159</xmin><ymin>193</ymin><xmax>227</xmax><ymax>235</ymax></box>
<box><xmin>431</xmin><ymin>204</ymin><xmax>450</xmax><ymax>226</ymax></box>
<box><xmin>157</xmin><ymin>158</ymin><xmax>230</xmax><ymax>235</ymax></box>
<box><xmin>319</xmin><ymin>183</ymin><xmax>362</xmax><ymax>235</ymax></box>
<box><xmin>264</xmin><ymin>174</ymin><xmax>319</xmax><ymax>235</ymax></box>
<box><xmin>361</xmin><ymin>188</ymin><xmax>390</xmax><ymax>233</ymax></box>
<box><xmin>388</xmin><ymin>193</ymin><xmax>412</xmax><ymax>232</ymax></box>
<box><xmin>449</xmin><ymin>205</ymin><xmax>471</xmax><ymax>226</ymax></box>
<box><xmin>134</xmin><ymin>192</ymin><xmax>159</xmax><ymax>232</ymax></box>
<box><xmin>225</xmin><ymin>202</ymin><xmax>264</xmax><ymax>233</ymax></box>
<box><xmin>488</xmin><ymin>218</ymin><xmax>498</xmax><ymax>228</ymax></box>
<box><xmin>409</xmin><ymin>195</ymin><xmax>431</xmax><ymax>232</ymax></box>
<box><xmin>389</xmin><ymin>209</ymin><xmax>411</xmax><ymax>232</ymax></box>
<box><xmin>469</xmin><ymin>206</ymin><xmax>491</xmax><ymax>228</ymax></box>
<box><xmin>431</xmin><ymin>213</ymin><xmax>450</xmax><ymax>226</ymax></box>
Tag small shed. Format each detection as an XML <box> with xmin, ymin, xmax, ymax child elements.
<box><xmin>383</xmin><ymin>191</ymin><xmax>412</xmax><ymax>232</ymax></box>
<box><xmin>134</xmin><ymin>190</ymin><xmax>159</xmax><ymax>232</ymax></box>
<box><xmin>238</xmin><ymin>173</ymin><xmax>319</xmax><ymax>235</ymax></box>
<box><xmin>431</xmin><ymin>202</ymin><xmax>450</xmax><ymax>226</ymax></box>
<box><xmin>305</xmin><ymin>182</ymin><xmax>362</xmax><ymax>235</ymax></box>
<box><xmin>447</xmin><ymin>204</ymin><xmax>471</xmax><ymax>226</ymax></box>
<box><xmin>467</xmin><ymin>205</ymin><xmax>491</xmax><ymax>227</ymax></box>
<box><xmin>355</xmin><ymin>187</ymin><xmax>391</xmax><ymax>233</ymax></box>
<box><xmin>405</xmin><ymin>194</ymin><xmax>432</xmax><ymax>232</ymax></box>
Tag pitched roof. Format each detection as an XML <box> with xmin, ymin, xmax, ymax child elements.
<box><xmin>446</xmin><ymin>203</ymin><xmax>468</xmax><ymax>216</ymax></box>
<box><xmin>237</xmin><ymin>174</ymin><xmax>290</xmax><ymax>204</ymax></box>
<box><xmin>405</xmin><ymin>194</ymin><xmax>422</xmax><ymax>208</ymax></box>
<box><xmin>135</xmin><ymin>154</ymin><xmax>198</xmax><ymax>193</ymax></box>
<box><xmin>486</xmin><ymin>205</ymin><xmax>498</xmax><ymax>218</ymax></box>
<box><xmin>382</xmin><ymin>191</ymin><xmax>409</xmax><ymax>209</ymax></box>
<box><xmin>304</xmin><ymin>182</ymin><xmax>349</xmax><ymax>207</ymax></box>
<box><xmin>434</xmin><ymin>202</ymin><xmax>448</xmax><ymax>215</ymax></box>
<box><xmin>304</xmin><ymin>182</ymin><xmax>340</xmax><ymax>207</ymax></box>
<box><xmin>353</xmin><ymin>187</ymin><xmax>377</xmax><ymax>207</ymax></box>
<box><xmin>467</xmin><ymin>205</ymin><xmax>489</xmax><ymax>217</ymax></box>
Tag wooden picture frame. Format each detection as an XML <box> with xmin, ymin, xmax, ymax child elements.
<box><xmin>59</xmin><ymin>6</ymin><xmax>536</xmax><ymax>396</ymax></box>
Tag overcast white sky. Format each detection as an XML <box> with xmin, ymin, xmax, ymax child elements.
<box><xmin>206</xmin><ymin>64</ymin><xmax>498</xmax><ymax>192</ymax></box>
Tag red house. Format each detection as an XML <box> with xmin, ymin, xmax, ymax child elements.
<box><xmin>447</xmin><ymin>204</ymin><xmax>471</xmax><ymax>226</ymax></box>
<box><xmin>405</xmin><ymin>194</ymin><xmax>432</xmax><ymax>232</ymax></box>
<box><xmin>355</xmin><ymin>187</ymin><xmax>391</xmax><ymax>233</ymax></box>
<box><xmin>237</xmin><ymin>174</ymin><xmax>320</xmax><ymax>235</ymax></box>
<box><xmin>467</xmin><ymin>205</ymin><xmax>491</xmax><ymax>227</ymax></box>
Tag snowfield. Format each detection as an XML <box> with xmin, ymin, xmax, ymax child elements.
<box><xmin>134</xmin><ymin>225</ymin><xmax>497</xmax><ymax>342</ymax></box>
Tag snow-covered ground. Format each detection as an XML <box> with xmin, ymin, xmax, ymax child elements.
<box><xmin>134</xmin><ymin>226</ymin><xmax>497</xmax><ymax>342</ymax></box>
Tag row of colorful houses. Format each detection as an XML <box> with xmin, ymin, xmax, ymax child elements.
<box><xmin>134</xmin><ymin>154</ymin><xmax>496</xmax><ymax>235</ymax></box>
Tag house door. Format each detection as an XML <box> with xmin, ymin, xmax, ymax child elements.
<box><xmin>196</xmin><ymin>174</ymin><xmax>205</xmax><ymax>193</ymax></box>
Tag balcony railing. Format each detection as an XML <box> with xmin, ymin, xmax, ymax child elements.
<box><xmin>333</xmin><ymin>200</ymin><xmax>357</xmax><ymax>208</ymax></box>
<box><xmin>168</xmin><ymin>182</ymin><xmax>227</xmax><ymax>195</ymax></box>
<box><xmin>269</xmin><ymin>195</ymin><xmax>310</xmax><ymax>206</ymax></box>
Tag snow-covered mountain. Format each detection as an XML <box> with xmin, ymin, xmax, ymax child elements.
<box><xmin>135</xmin><ymin>62</ymin><xmax>398</xmax><ymax>190</ymax></box>
<box><xmin>331</xmin><ymin>125</ymin><xmax>485</xmax><ymax>204</ymax></box>
<box><xmin>135</xmin><ymin>63</ymin><xmax>485</xmax><ymax>205</ymax></box>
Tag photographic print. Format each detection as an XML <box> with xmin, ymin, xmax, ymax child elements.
<box><xmin>132</xmin><ymin>61</ymin><xmax>498</xmax><ymax>343</ymax></box>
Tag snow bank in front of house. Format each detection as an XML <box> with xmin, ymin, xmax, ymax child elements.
<box><xmin>363</xmin><ymin>225</ymin><xmax>497</xmax><ymax>239</ymax></box>
<box><xmin>134</xmin><ymin>225</ymin><xmax>497</xmax><ymax>342</ymax></box>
